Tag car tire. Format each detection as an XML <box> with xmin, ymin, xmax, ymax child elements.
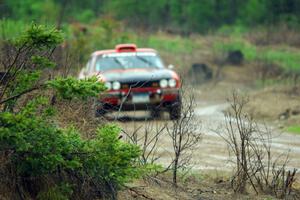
<box><xmin>95</xmin><ymin>108</ymin><xmax>107</xmax><ymax>117</ymax></box>
<box><xmin>169</xmin><ymin>104</ymin><xmax>181</xmax><ymax>120</ymax></box>
<box><xmin>150</xmin><ymin>107</ymin><xmax>161</xmax><ymax>119</ymax></box>
<box><xmin>169</xmin><ymin>99</ymin><xmax>182</xmax><ymax>120</ymax></box>
<box><xmin>95</xmin><ymin>102</ymin><xmax>108</xmax><ymax>117</ymax></box>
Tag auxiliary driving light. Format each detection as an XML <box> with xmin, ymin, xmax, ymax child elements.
<box><xmin>105</xmin><ymin>82</ymin><xmax>112</xmax><ymax>90</ymax></box>
<box><xmin>159</xmin><ymin>79</ymin><xmax>168</xmax><ymax>88</ymax></box>
<box><xmin>168</xmin><ymin>79</ymin><xmax>177</xmax><ymax>87</ymax></box>
<box><xmin>112</xmin><ymin>81</ymin><xmax>121</xmax><ymax>90</ymax></box>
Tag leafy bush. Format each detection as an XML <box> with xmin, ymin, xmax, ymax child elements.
<box><xmin>0</xmin><ymin>23</ymin><xmax>141</xmax><ymax>199</ymax></box>
<box><xmin>0</xmin><ymin>102</ymin><xmax>140</xmax><ymax>197</ymax></box>
<box><xmin>47</xmin><ymin>76</ymin><xmax>106</xmax><ymax>100</ymax></box>
<box><xmin>0</xmin><ymin>101</ymin><xmax>83</xmax><ymax>175</ymax></box>
<box><xmin>14</xmin><ymin>23</ymin><xmax>63</xmax><ymax>49</ymax></box>
<box><xmin>83</xmin><ymin>125</ymin><xmax>140</xmax><ymax>185</ymax></box>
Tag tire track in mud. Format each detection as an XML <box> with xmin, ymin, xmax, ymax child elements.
<box><xmin>115</xmin><ymin>100</ymin><xmax>300</xmax><ymax>172</ymax></box>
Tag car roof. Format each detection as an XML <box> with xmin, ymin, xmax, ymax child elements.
<box><xmin>91</xmin><ymin>44</ymin><xmax>157</xmax><ymax>57</ymax></box>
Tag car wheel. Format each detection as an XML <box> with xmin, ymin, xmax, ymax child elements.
<box><xmin>169</xmin><ymin>99</ymin><xmax>182</xmax><ymax>120</ymax></box>
<box><xmin>169</xmin><ymin>104</ymin><xmax>181</xmax><ymax>120</ymax></box>
<box><xmin>95</xmin><ymin>108</ymin><xmax>107</xmax><ymax>117</ymax></box>
<box><xmin>150</xmin><ymin>107</ymin><xmax>161</xmax><ymax>119</ymax></box>
<box><xmin>95</xmin><ymin>102</ymin><xmax>108</xmax><ymax>118</ymax></box>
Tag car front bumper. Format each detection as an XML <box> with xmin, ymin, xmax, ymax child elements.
<box><xmin>98</xmin><ymin>87</ymin><xmax>180</xmax><ymax>111</ymax></box>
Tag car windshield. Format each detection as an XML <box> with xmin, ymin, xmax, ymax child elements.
<box><xmin>95</xmin><ymin>52</ymin><xmax>165</xmax><ymax>71</ymax></box>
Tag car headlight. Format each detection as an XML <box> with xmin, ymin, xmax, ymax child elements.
<box><xmin>159</xmin><ymin>79</ymin><xmax>168</xmax><ymax>88</ymax></box>
<box><xmin>112</xmin><ymin>81</ymin><xmax>121</xmax><ymax>90</ymax></box>
<box><xmin>168</xmin><ymin>79</ymin><xmax>177</xmax><ymax>87</ymax></box>
<box><xmin>105</xmin><ymin>82</ymin><xmax>112</xmax><ymax>90</ymax></box>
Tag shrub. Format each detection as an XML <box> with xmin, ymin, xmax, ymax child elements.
<box><xmin>0</xmin><ymin>99</ymin><xmax>84</xmax><ymax>175</ymax></box>
<box><xmin>0</xmin><ymin>23</ymin><xmax>141</xmax><ymax>199</ymax></box>
<box><xmin>82</xmin><ymin>125</ymin><xmax>141</xmax><ymax>186</ymax></box>
<box><xmin>0</xmin><ymin>103</ymin><xmax>140</xmax><ymax>198</ymax></box>
<box><xmin>47</xmin><ymin>76</ymin><xmax>106</xmax><ymax>100</ymax></box>
<box><xmin>37</xmin><ymin>183</ymin><xmax>73</xmax><ymax>200</ymax></box>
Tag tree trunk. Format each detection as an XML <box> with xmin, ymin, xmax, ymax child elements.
<box><xmin>173</xmin><ymin>157</ymin><xmax>179</xmax><ymax>185</ymax></box>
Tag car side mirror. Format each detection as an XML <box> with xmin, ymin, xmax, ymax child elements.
<box><xmin>168</xmin><ymin>64</ymin><xmax>174</xmax><ymax>69</ymax></box>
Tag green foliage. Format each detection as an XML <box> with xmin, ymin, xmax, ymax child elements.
<box><xmin>142</xmin><ymin>34</ymin><xmax>196</xmax><ymax>54</ymax></box>
<box><xmin>3</xmin><ymin>0</ymin><xmax>300</xmax><ymax>33</ymax></box>
<box><xmin>259</xmin><ymin>48</ymin><xmax>300</xmax><ymax>71</ymax></box>
<box><xmin>286</xmin><ymin>126</ymin><xmax>300</xmax><ymax>134</ymax></box>
<box><xmin>183</xmin><ymin>1</ymin><xmax>216</xmax><ymax>31</ymax></box>
<box><xmin>31</xmin><ymin>56</ymin><xmax>56</xmax><ymax>69</ymax></box>
<box><xmin>214</xmin><ymin>39</ymin><xmax>300</xmax><ymax>73</ymax></box>
<box><xmin>217</xmin><ymin>25</ymin><xmax>249</xmax><ymax>37</ymax></box>
<box><xmin>106</xmin><ymin>0</ymin><xmax>170</xmax><ymax>28</ymax></box>
<box><xmin>1</xmin><ymin>22</ymin><xmax>107</xmax><ymax>111</ymax></box>
<box><xmin>1</xmin><ymin>24</ymin><xmax>64</xmax><ymax>110</ymax></box>
<box><xmin>0</xmin><ymin>101</ymin><xmax>83</xmax><ymax>175</ymax></box>
<box><xmin>103</xmin><ymin>0</ymin><xmax>300</xmax><ymax>32</ymax></box>
<box><xmin>238</xmin><ymin>0</ymin><xmax>268</xmax><ymax>25</ymax></box>
<box><xmin>47</xmin><ymin>76</ymin><xmax>105</xmax><ymax>100</ymax></box>
<box><xmin>0</xmin><ymin>19</ymin><xmax>28</xmax><ymax>40</ymax></box>
<box><xmin>14</xmin><ymin>23</ymin><xmax>63</xmax><ymax>49</ymax></box>
<box><xmin>65</xmin><ymin>19</ymin><xmax>131</xmax><ymax>62</ymax></box>
<box><xmin>4</xmin><ymin>70</ymin><xmax>41</xmax><ymax>110</ymax></box>
<box><xmin>2</xmin><ymin>0</ymin><xmax>59</xmax><ymax>23</ymax></box>
<box><xmin>74</xmin><ymin>9</ymin><xmax>95</xmax><ymax>23</ymax></box>
<box><xmin>0</xmin><ymin>99</ymin><xmax>141</xmax><ymax>187</ymax></box>
<box><xmin>214</xmin><ymin>39</ymin><xmax>257</xmax><ymax>61</ymax></box>
<box><xmin>83</xmin><ymin>124</ymin><xmax>141</xmax><ymax>184</ymax></box>
<box><xmin>12</xmin><ymin>71</ymin><xmax>41</xmax><ymax>92</ymax></box>
<box><xmin>139</xmin><ymin>163</ymin><xmax>164</xmax><ymax>176</ymax></box>
<box><xmin>0</xmin><ymin>23</ymin><xmax>141</xmax><ymax>198</ymax></box>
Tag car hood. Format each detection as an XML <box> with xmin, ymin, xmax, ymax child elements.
<box><xmin>100</xmin><ymin>68</ymin><xmax>176</xmax><ymax>83</ymax></box>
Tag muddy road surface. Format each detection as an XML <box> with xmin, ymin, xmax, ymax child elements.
<box><xmin>108</xmin><ymin>85</ymin><xmax>300</xmax><ymax>174</ymax></box>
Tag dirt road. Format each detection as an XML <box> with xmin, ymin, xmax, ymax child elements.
<box><xmin>111</xmin><ymin>85</ymin><xmax>300</xmax><ymax>174</ymax></box>
<box><xmin>194</xmin><ymin>100</ymin><xmax>300</xmax><ymax>171</ymax></box>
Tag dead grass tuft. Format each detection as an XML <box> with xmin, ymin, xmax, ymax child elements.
<box><xmin>54</xmin><ymin>98</ymin><xmax>106</xmax><ymax>138</ymax></box>
<box><xmin>248</xmin><ymin>25</ymin><xmax>300</xmax><ymax>47</ymax></box>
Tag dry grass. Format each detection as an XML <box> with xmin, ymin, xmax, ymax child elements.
<box><xmin>247</xmin><ymin>25</ymin><xmax>300</xmax><ymax>48</ymax></box>
<box><xmin>246</xmin><ymin>86</ymin><xmax>300</xmax><ymax>124</ymax></box>
<box><xmin>118</xmin><ymin>172</ymin><xmax>283</xmax><ymax>200</ymax></box>
<box><xmin>54</xmin><ymin>98</ymin><xmax>106</xmax><ymax>138</ymax></box>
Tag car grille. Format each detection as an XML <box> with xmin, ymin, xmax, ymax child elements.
<box><xmin>121</xmin><ymin>81</ymin><xmax>159</xmax><ymax>89</ymax></box>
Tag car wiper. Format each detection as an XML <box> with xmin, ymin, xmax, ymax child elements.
<box><xmin>113</xmin><ymin>57</ymin><xmax>125</xmax><ymax>69</ymax></box>
<box><xmin>136</xmin><ymin>55</ymin><xmax>157</xmax><ymax>68</ymax></box>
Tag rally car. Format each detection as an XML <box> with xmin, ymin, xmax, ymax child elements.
<box><xmin>79</xmin><ymin>44</ymin><xmax>181</xmax><ymax>120</ymax></box>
